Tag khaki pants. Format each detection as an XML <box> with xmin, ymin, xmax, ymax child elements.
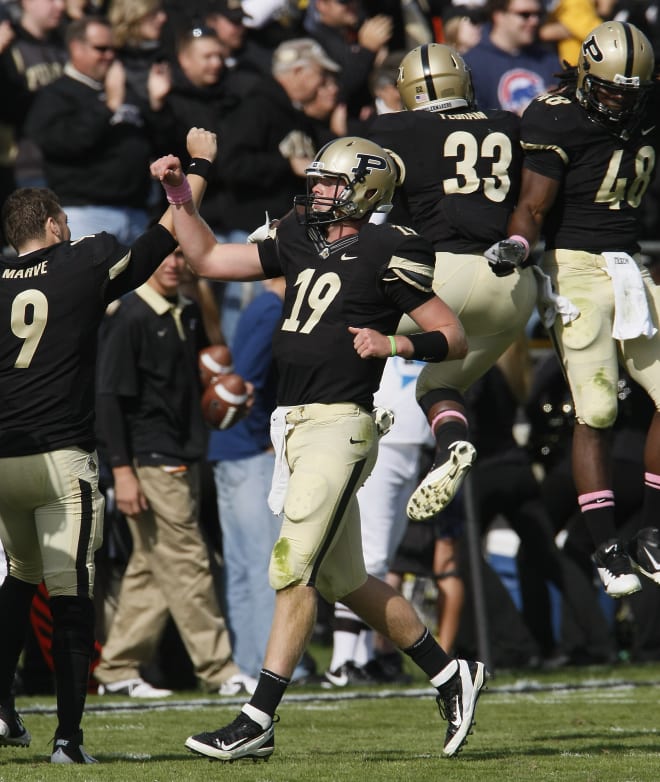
<box><xmin>95</xmin><ymin>463</ymin><xmax>238</xmax><ymax>689</ymax></box>
<box><xmin>271</xmin><ymin>403</ymin><xmax>378</xmax><ymax>604</ymax></box>
<box><xmin>417</xmin><ymin>251</ymin><xmax>537</xmax><ymax>399</ymax></box>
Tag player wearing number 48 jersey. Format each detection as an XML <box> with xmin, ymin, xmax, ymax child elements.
<box><xmin>368</xmin><ymin>43</ymin><xmax>538</xmax><ymax>523</ymax></box>
<box><xmin>499</xmin><ymin>21</ymin><xmax>660</xmax><ymax>597</ymax></box>
<box><xmin>151</xmin><ymin>131</ymin><xmax>487</xmax><ymax>762</ymax></box>
<box><xmin>0</xmin><ymin>129</ymin><xmax>211</xmax><ymax>764</ymax></box>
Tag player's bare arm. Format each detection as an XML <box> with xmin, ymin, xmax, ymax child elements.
<box><xmin>508</xmin><ymin>168</ymin><xmax>560</xmax><ymax>245</ymax></box>
<box><xmin>349</xmin><ymin>296</ymin><xmax>467</xmax><ymax>361</ymax></box>
<box><xmin>151</xmin><ymin>143</ymin><xmax>264</xmax><ymax>282</ymax></box>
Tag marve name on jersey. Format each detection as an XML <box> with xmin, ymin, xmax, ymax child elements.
<box><xmin>2</xmin><ymin>260</ymin><xmax>48</xmax><ymax>279</ymax></box>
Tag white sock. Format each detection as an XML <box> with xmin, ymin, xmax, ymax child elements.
<box><xmin>430</xmin><ymin>659</ymin><xmax>459</xmax><ymax>688</ymax></box>
<box><xmin>242</xmin><ymin>704</ymin><xmax>271</xmax><ymax>729</ymax></box>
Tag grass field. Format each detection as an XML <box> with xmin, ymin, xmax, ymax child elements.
<box><xmin>2</xmin><ymin>662</ymin><xmax>660</xmax><ymax>782</ymax></box>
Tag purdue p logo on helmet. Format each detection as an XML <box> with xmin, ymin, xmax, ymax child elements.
<box><xmin>297</xmin><ymin>137</ymin><xmax>401</xmax><ymax>225</ymax></box>
<box><xmin>576</xmin><ymin>21</ymin><xmax>654</xmax><ymax>137</ymax></box>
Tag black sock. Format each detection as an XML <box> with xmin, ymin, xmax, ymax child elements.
<box><xmin>403</xmin><ymin>629</ymin><xmax>451</xmax><ymax>679</ymax></box>
<box><xmin>50</xmin><ymin>595</ymin><xmax>94</xmax><ymax>738</ymax></box>
<box><xmin>0</xmin><ymin>576</ymin><xmax>38</xmax><ymax>701</ymax></box>
<box><xmin>434</xmin><ymin>421</ymin><xmax>469</xmax><ymax>465</ymax></box>
<box><xmin>248</xmin><ymin>669</ymin><xmax>290</xmax><ymax>720</ymax></box>
<box><xmin>641</xmin><ymin>472</ymin><xmax>660</xmax><ymax>532</ymax></box>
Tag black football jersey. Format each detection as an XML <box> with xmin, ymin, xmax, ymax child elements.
<box><xmin>519</xmin><ymin>91</ymin><xmax>659</xmax><ymax>253</ymax></box>
<box><xmin>0</xmin><ymin>233</ymin><xmax>134</xmax><ymax>457</ymax></box>
<box><xmin>258</xmin><ymin>213</ymin><xmax>436</xmax><ymax>410</ymax></box>
<box><xmin>368</xmin><ymin>108</ymin><xmax>522</xmax><ymax>252</ymax></box>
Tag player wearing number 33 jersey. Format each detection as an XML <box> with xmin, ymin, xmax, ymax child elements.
<box><xmin>368</xmin><ymin>43</ymin><xmax>537</xmax><ymax>522</ymax></box>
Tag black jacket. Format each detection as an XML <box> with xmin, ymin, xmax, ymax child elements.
<box><xmin>217</xmin><ymin>77</ymin><xmax>324</xmax><ymax>231</ymax></box>
<box><xmin>24</xmin><ymin>65</ymin><xmax>166</xmax><ymax>208</ymax></box>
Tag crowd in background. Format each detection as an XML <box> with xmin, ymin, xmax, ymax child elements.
<box><xmin>2</xmin><ymin>0</ymin><xmax>660</xmax><ymax>696</ymax></box>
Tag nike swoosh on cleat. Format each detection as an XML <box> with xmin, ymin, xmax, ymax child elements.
<box><xmin>218</xmin><ymin>738</ymin><xmax>247</xmax><ymax>751</ymax></box>
<box><xmin>641</xmin><ymin>545</ymin><xmax>660</xmax><ymax>570</ymax></box>
<box><xmin>349</xmin><ymin>437</ymin><xmax>366</xmax><ymax>444</ymax></box>
<box><xmin>450</xmin><ymin>695</ymin><xmax>462</xmax><ymax>727</ymax></box>
<box><xmin>641</xmin><ymin>126</ymin><xmax>655</xmax><ymax>136</ymax></box>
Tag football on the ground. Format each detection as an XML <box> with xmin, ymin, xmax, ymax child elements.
<box><xmin>198</xmin><ymin>345</ymin><xmax>233</xmax><ymax>387</ymax></box>
<box><xmin>201</xmin><ymin>373</ymin><xmax>249</xmax><ymax>429</ymax></box>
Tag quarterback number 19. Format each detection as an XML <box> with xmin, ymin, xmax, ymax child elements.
<box><xmin>281</xmin><ymin>269</ymin><xmax>341</xmax><ymax>334</ymax></box>
<box><xmin>10</xmin><ymin>289</ymin><xmax>48</xmax><ymax>368</ymax></box>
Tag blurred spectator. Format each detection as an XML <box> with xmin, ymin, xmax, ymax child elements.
<box><xmin>304</xmin><ymin>0</ymin><xmax>393</xmax><ymax>122</ymax></box>
<box><xmin>200</xmin><ymin>0</ymin><xmax>273</xmax><ymax>75</ymax></box>
<box><xmin>442</xmin><ymin>4</ymin><xmax>485</xmax><ymax>53</ymax></box>
<box><xmin>302</xmin><ymin>70</ymin><xmax>346</xmax><ymax>139</ymax></box>
<box><xmin>539</xmin><ymin>0</ymin><xmax>615</xmax><ymax>66</ymax></box>
<box><xmin>241</xmin><ymin>0</ymin><xmax>306</xmax><ymax>51</ymax></box>
<box><xmin>94</xmin><ymin>248</ymin><xmax>251</xmax><ymax>697</ymax></box>
<box><xmin>463</xmin><ymin>0</ymin><xmax>561</xmax><ymax>114</ymax></box>
<box><xmin>0</xmin><ymin>10</ymin><xmax>20</xmax><ymax>243</ymax></box>
<box><xmin>213</xmin><ymin>37</ymin><xmax>338</xmax><ymax>340</ymax></box>
<box><xmin>164</xmin><ymin>24</ymin><xmax>259</xmax><ymax>342</ymax></box>
<box><xmin>367</xmin><ymin>49</ymin><xmax>404</xmax><ymax>114</ymax></box>
<box><xmin>4</xmin><ymin>0</ymin><xmax>67</xmax><ymax>188</ymax></box>
<box><xmin>108</xmin><ymin>0</ymin><xmax>169</xmax><ymax>108</ymax></box>
<box><xmin>24</xmin><ymin>16</ymin><xmax>171</xmax><ymax>242</ymax></box>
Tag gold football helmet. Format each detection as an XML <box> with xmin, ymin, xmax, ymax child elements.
<box><xmin>295</xmin><ymin>137</ymin><xmax>401</xmax><ymax>225</ymax></box>
<box><xmin>576</xmin><ymin>21</ymin><xmax>654</xmax><ymax>137</ymax></box>
<box><xmin>397</xmin><ymin>43</ymin><xmax>475</xmax><ymax>112</ymax></box>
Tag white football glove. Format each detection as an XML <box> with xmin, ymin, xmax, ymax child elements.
<box><xmin>484</xmin><ymin>237</ymin><xmax>529</xmax><ymax>277</ymax></box>
<box><xmin>246</xmin><ymin>212</ymin><xmax>276</xmax><ymax>244</ymax></box>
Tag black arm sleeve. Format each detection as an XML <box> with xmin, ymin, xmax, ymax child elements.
<box><xmin>105</xmin><ymin>224</ymin><xmax>177</xmax><ymax>303</ymax></box>
<box><xmin>96</xmin><ymin>393</ymin><xmax>133</xmax><ymax>468</ymax></box>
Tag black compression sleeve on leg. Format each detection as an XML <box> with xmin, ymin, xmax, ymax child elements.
<box><xmin>403</xmin><ymin>628</ymin><xmax>452</xmax><ymax>678</ymax></box>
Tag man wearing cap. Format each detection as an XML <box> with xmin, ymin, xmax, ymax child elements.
<box><xmin>216</xmin><ymin>37</ymin><xmax>339</xmax><ymax>238</ymax></box>
<box><xmin>304</xmin><ymin>0</ymin><xmax>393</xmax><ymax>122</ymax></box>
<box><xmin>202</xmin><ymin>0</ymin><xmax>270</xmax><ymax>74</ymax></box>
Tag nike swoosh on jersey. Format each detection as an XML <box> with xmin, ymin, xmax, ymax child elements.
<box><xmin>340</xmin><ymin>253</ymin><xmax>358</xmax><ymax>261</ymax></box>
<box><xmin>641</xmin><ymin>126</ymin><xmax>656</xmax><ymax>136</ymax></box>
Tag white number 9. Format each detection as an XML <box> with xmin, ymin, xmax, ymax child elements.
<box><xmin>11</xmin><ymin>289</ymin><xmax>48</xmax><ymax>368</ymax></box>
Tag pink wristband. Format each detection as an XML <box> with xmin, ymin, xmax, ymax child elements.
<box><xmin>163</xmin><ymin>179</ymin><xmax>192</xmax><ymax>205</ymax></box>
<box><xmin>509</xmin><ymin>234</ymin><xmax>530</xmax><ymax>260</ymax></box>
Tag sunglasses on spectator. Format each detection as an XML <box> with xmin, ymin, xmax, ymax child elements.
<box><xmin>86</xmin><ymin>42</ymin><xmax>116</xmax><ymax>53</ymax></box>
<box><xmin>508</xmin><ymin>10</ymin><xmax>542</xmax><ymax>18</ymax></box>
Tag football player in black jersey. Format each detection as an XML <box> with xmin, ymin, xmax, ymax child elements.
<box><xmin>489</xmin><ymin>21</ymin><xmax>660</xmax><ymax>597</ymax></box>
<box><xmin>367</xmin><ymin>43</ymin><xmax>537</xmax><ymax>522</ymax></box>
<box><xmin>151</xmin><ymin>131</ymin><xmax>487</xmax><ymax>761</ymax></box>
<box><xmin>0</xmin><ymin>130</ymin><xmax>213</xmax><ymax>763</ymax></box>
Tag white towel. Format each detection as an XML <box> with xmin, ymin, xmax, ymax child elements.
<box><xmin>602</xmin><ymin>252</ymin><xmax>657</xmax><ymax>340</ymax></box>
<box><xmin>532</xmin><ymin>266</ymin><xmax>580</xmax><ymax>328</ymax></box>
<box><xmin>267</xmin><ymin>406</ymin><xmax>294</xmax><ymax>515</ymax></box>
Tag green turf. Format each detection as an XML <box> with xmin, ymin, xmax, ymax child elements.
<box><xmin>2</xmin><ymin>662</ymin><xmax>660</xmax><ymax>781</ymax></box>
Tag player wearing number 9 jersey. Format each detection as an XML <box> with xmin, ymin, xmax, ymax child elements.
<box><xmin>368</xmin><ymin>43</ymin><xmax>537</xmax><ymax>522</ymax></box>
<box><xmin>505</xmin><ymin>21</ymin><xmax>660</xmax><ymax>598</ymax></box>
<box><xmin>0</xmin><ymin>156</ymin><xmax>208</xmax><ymax>763</ymax></box>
